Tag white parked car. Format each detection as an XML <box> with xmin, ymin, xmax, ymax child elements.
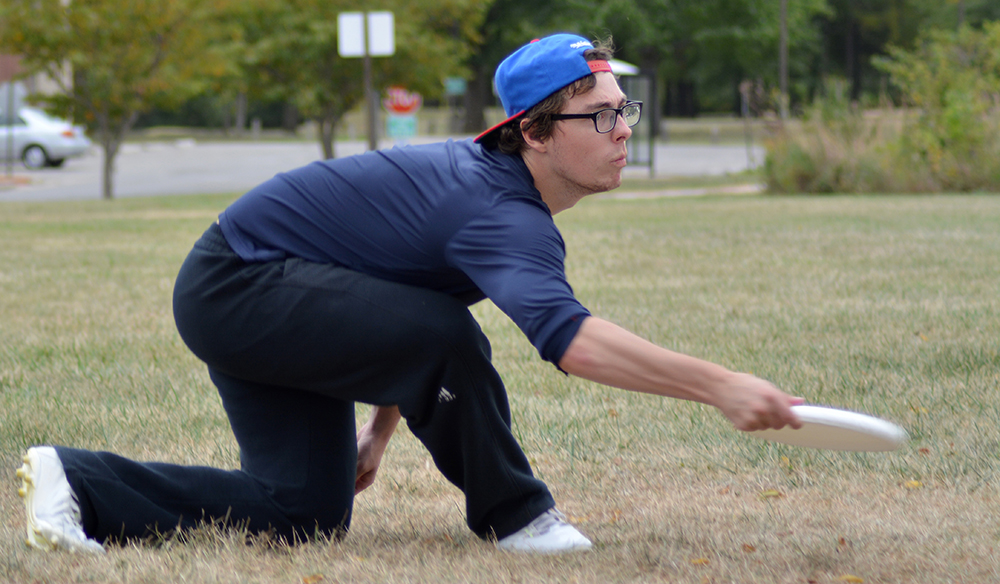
<box><xmin>0</xmin><ymin>106</ymin><xmax>92</xmax><ymax>169</ymax></box>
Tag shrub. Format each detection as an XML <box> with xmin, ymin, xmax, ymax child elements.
<box><xmin>765</xmin><ymin>22</ymin><xmax>1000</xmax><ymax>193</ymax></box>
<box><xmin>764</xmin><ymin>80</ymin><xmax>895</xmax><ymax>194</ymax></box>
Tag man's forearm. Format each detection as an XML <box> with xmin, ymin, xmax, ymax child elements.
<box><xmin>363</xmin><ymin>405</ymin><xmax>402</xmax><ymax>441</ymax></box>
<box><xmin>558</xmin><ymin>316</ymin><xmax>802</xmax><ymax>431</ymax></box>
<box><xmin>557</xmin><ymin>316</ymin><xmax>733</xmax><ymax>406</ymax></box>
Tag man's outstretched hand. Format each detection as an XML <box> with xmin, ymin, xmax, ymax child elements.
<box><xmin>714</xmin><ymin>372</ymin><xmax>804</xmax><ymax>432</ymax></box>
<box><xmin>354</xmin><ymin>406</ymin><xmax>401</xmax><ymax>495</ymax></box>
<box><xmin>355</xmin><ymin>428</ymin><xmax>386</xmax><ymax>494</ymax></box>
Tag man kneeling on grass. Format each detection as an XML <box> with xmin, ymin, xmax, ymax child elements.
<box><xmin>16</xmin><ymin>33</ymin><xmax>801</xmax><ymax>555</ymax></box>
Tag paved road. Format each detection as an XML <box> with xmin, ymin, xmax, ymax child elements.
<box><xmin>0</xmin><ymin>137</ymin><xmax>765</xmax><ymax>202</ymax></box>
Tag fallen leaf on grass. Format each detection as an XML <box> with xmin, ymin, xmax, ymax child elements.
<box><xmin>760</xmin><ymin>489</ymin><xmax>784</xmax><ymax>500</ymax></box>
<box><xmin>742</xmin><ymin>544</ymin><xmax>756</xmax><ymax>553</ymax></box>
<box><xmin>302</xmin><ymin>575</ymin><xmax>324</xmax><ymax>584</ymax></box>
<box><xmin>918</xmin><ymin>448</ymin><xmax>931</xmax><ymax>455</ymax></box>
<box><xmin>838</xmin><ymin>575</ymin><xmax>864</xmax><ymax>583</ymax></box>
<box><xmin>905</xmin><ymin>480</ymin><xmax>923</xmax><ymax>489</ymax></box>
<box><xmin>690</xmin><ymin>557</ymin><xmax>710</xmax><ymax>565</ymax></box>
<box><xmin>421</xmin><ymin>533</ymin><xmax>455</xmax><ymax>545</ymax></box>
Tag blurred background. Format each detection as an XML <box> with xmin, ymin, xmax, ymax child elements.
<box><xmin>2</xmin><ymin>0</ymin><xmax>999</xmax><ymax>197</ymax></box>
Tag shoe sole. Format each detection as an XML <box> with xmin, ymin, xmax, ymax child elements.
<box><xmin>497</xmin><ymin>539</ymin><xmax>593</xmax><ymax>554</ymax></box>
<box><xmin>17</xmin><ymin>450</ymin><xmax>105</xmax><ymax>554</ymax></box>
<box><xmin>17</xmin><ymin>450</ymin><xmax>59</xmax><ymax>551</ymax></box>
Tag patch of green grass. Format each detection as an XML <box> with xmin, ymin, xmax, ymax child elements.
<box><xmin>1</xmin><ymin>193</ymin><xmax>998</xmax><ymax>583</ymax></box>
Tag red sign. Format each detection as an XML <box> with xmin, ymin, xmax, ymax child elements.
<box><xmin>383</xmin><ymin>86</ymin><xmax>422</xmax><ymax>115</ymax></box>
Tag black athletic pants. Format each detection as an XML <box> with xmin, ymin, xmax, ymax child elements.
<box><xmin>56</xmin><ymin>223</ymin><xmax>554</xmax><ymax>544</ymax></box>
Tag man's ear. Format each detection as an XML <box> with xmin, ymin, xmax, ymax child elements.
<box><xmin>520</xmin><ymin>118</ymin><xmax>548</xmax><ymax>153</ymax></box>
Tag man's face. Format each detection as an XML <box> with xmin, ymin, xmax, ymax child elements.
<box><xmin>543</xmin><ymin>72</ymin><xmax>632</xmax><ymax>196</ymax></box>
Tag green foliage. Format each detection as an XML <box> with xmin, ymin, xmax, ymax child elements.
<box><xmin>874</xmin><ymin>22</ymin><xmax>1000</xmax><ymax>191</ymax></box>
<box><xmin>0</xmin><ymin>0</ymin><xmax>236</xmax><ymax>198</ymax></box>
<box><xmin>0</xmin><ymin>0</ymin><xmax>231</xmax><ymax>128</ymax></box>
<box><xmin>764</xmin><ymin>80</ymin><xmax>894</xmax><ymax>193</ymax></box>
<box><xmin>230</xmin><ymin>0</ymin><xmax>488</xmax><ymax>157</ymax></box>
<box><xmin>695</xmin><ymin>0</ymin><xmax>832</xmax><ymax>85</ymax></box>
<box><xmin>766</xmin><ymin>23</ymin><xmax>1000</xmax><ymax>193</ymax></box>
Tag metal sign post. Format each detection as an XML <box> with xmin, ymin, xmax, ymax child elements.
<box><xmin>613</xmin><ymin>59</ymin><xmax>655</xmax><ymax>177</ymax></box>
<box><xmin>5</xmin><ymin>81</ymin><xmax>12</xmax><ymax>177</ymax></box>
<box><xmin>338</xmin><ymin>11</ymin><xmax>395</xmax><ymax>151</ymax></box>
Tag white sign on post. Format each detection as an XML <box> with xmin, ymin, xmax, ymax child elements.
<box><xmin>338</xmin><ymin>11</ymin><xmax>394</xmax><ymax>58</ymax></box>
<box><xmin>337</xmin><ymin>12</ymin><xmax>365</xmax><ymax>57</ymax></box>
<box><xmin>338</xmin><ymin>11</ymin><xmax>395</xmax><ymax>151</ymax></box>
<box><xmin>366</xmin><ymin>12</ymin><xmax>395</xmax><ymax>56</ymax></box>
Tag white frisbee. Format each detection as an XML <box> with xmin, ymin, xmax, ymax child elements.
<box><xmin>750</xmin><ymin>405</ymin><xmax>908</xmax><ymax>451</ymax></box>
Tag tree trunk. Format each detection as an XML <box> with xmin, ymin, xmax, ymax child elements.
<box><xmin>666</xmin><ymin>81</ymin><xmax>698</xmax><ymax>117</ymax></box>
<box><xmin>463</xmin><ymin>64</ymin><xmax>489</xmax><ymax>135</ymax></box>
<box><xmin>101</xmin><ymin>142</ymin><xmax>117</xmax><ymax>200</ymax></box>
<box><xmin>282</xmin><ymin>102</ymin><xmax>299</xmax><ymax>133</ymax></box>
<box><xmin>97</xmin><ymin>109</ymin><xmax>138</xmax><ymax>200</ymax></box>
<box><xmin>97</xmin><ymin>112</ymin><xmax>117</xmax><ymax>200</ymax></box>
<box><xmin>639</xmin><ymin>49</ymin><xmax>661</xmax><ymax>138</ymax></box>
<box><xmin>846</xmin><ymin>18</ymin><xmax>861</xmax><ymax>102</ymax></box>
<box><xmin>779</xmin><ymin>0</ymin><xmax>789</xmax><ymax>119</ymax></box>
<box><xmin>317</xmin><ymin>115</ymin><xmax>336</xmax><ymax>159</ymax></box>
<box><xmin>233</xmin><ymin>92</ymin><xmax>248</xmax><ymax>137</ymax></box>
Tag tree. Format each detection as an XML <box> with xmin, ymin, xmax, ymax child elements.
<box><xmin>692</xmin><ymin>0</ymin><xmax>831</xmax><ymax>114</ymax></box>
<box><xmin>587</xmin><ymin>0</ymin><xmax>829</xmax><ymax>117</ymax></box>
<box><xmin>462</xmin><ymin>0</ymin><xmax>588</xmax><ymax>134</ymax></box>
<box><xmin>874</xmin><ymin>22</ymin><xmax>1000</xmax><ymax>190</ymax></box>
<box><xmin>590</xmin><ymin>0</ymin><xmax>709</xmax><ymax>118</ymax></box>
<box><xmin>241</xmin><ymin>0</ymin><xmax>487</xmax><ymax>159</ymax></box>
<box><xmin>0</xmin><ymin>0</ymin><xmax>233</xmax><ymax>199</ymax></box>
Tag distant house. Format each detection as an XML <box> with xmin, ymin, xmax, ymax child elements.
<box><xmin>1</xmin><ymin>53</ymin><xmax>70</xmax><ymax>103</ymax></box>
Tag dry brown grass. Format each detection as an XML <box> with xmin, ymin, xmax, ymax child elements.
<box><xmin>1</xmin><ymin>193</ymin><xmax>998</xmax><ymax>583</ymax></box>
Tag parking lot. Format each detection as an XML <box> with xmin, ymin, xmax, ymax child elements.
<box><xmin>0</xmin><ymin>137</ymin><xmax>764</xmax><ymax>202</ymax></box>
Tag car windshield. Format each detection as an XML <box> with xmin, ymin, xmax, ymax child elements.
<box><xmin>18</xmin><ymin>107</ymin><xmax>71</xmax><ymax>126</ymax></box>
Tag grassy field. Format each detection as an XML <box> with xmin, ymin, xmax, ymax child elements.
<box><xmin>0</xmin><ymin>192</ymin><xmax>998</xmax><ymax>583</ymax></box>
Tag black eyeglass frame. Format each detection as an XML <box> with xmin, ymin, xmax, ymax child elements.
<box><xmin>549</xmin><ymin>100</ymin><xmax>643</xmax><ymax>134</ymax></box>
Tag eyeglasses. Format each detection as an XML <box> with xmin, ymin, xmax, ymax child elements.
<box><xmin>549</xmin><ymin>101</ymin><xmax>642</xmax><ymax>134</ymax></box>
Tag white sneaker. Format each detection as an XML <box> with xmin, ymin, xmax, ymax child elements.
<box><xmin>16</xmin><ymin>447</ymin><xmax>105</xmax><ymax>554</ymax></box>
<box><xmin>496</xmin><ymin>508</ymin><xmax>593</xmax><ymax>554</ymax></box>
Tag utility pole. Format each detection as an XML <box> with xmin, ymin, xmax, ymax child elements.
<box><xmin>779</xmin><ymin>0</ymin><xmax>789</xmax><ymax>120</ymax></box>
<box><xmin>338</xmin><ymin>12</ymin><xmax>395</xmax><ymax>152</ymax></box>
<box><xmin>363</xmin><ymin>31</ymin><xmax>377</xmax><ymax>152</ymax></box>
<box><xmin>3</xmin><ymin>58</ymin><xmax>14</xmax><ymax>178</ymax></box>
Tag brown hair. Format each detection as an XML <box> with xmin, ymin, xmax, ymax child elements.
<box><xmin>494</xmin><ymin>37</ymin><xmax>615</xmax><ymax>155</ymax></box>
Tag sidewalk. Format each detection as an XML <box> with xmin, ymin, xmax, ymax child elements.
<box><xmin>602</xmin><ymin>183</ymin><xmax>764</xmax><ymax>200</ymax></box>
<box><xmin>0</xmin><ymin>173</ymin><xmax>31</xmax><ymax>189</ymax></box>
<box><xmin>1</xmin><ymin>139</ymin><xmax>766</xmax><ymax>202</ymax></box>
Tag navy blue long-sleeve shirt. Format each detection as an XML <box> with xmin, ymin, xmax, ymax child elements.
<box><xmin>218</xmin><ymin>139</ymin><xmax>590</xmax><ymax>366</ymax></box>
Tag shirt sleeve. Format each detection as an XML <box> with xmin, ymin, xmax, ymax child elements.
<box><xmin>444</xmin><ymin>199</ymin><xmax>590</xmax><ymax>365</ymax></box>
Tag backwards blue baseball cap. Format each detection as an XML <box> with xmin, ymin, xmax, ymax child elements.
<box><xmin>474</xmin><ymin>33</ymin><xmax>612</xmax><ymax>145</ymax></box>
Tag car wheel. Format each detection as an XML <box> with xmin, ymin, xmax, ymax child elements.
<box><xmin>47</xmin><ymin>158</ymin><xmax>66</xmax><ymax>168</ymax></box>
<box><xmin>22</xmin><ymin>145</ymin><xmax>49</xmax><ymax>170</ymax></box>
